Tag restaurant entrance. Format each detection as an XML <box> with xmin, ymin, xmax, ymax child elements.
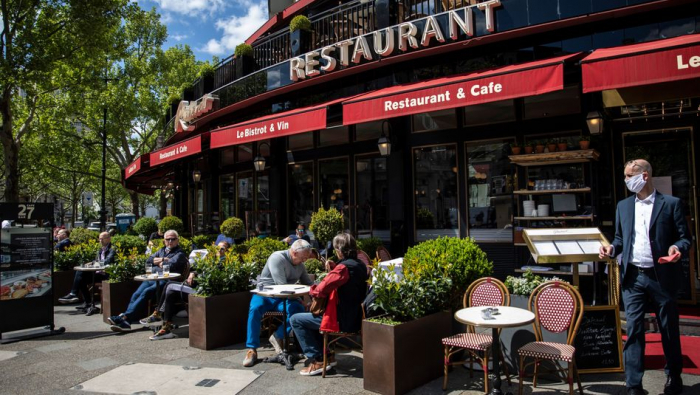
<box><xmin>622</xmin><ymin>127</ymin><xmax>698</xmax><ymax>303</ymax></box>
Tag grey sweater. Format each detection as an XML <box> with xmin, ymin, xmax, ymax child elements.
<box><xmin>258</xmin><ymin>250</ymin><xmax>312</xmax><ymax>286</ymax></box>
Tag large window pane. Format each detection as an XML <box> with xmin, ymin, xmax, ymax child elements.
<box><xmin>319</xmin><ymin>158</ymin><xmax>349</xmax><ymax>213</ymax></box>
<box><xmin>356</xmin><ymin>156</ymin><xmax>389</xmax><ymax>242</ymax></box>
<box><xmin>220</xmin><ymin>148</ymin><xmax>235</xmax><ymax>167</ymax></box>
<box><xmin>412</xmin><ymin>109</ymin><xmax>457</xmax><ymax>133</ymax></box>
<box><xmin>463</xmin><ymin>100</ymin><xmax>515</xmax><ymax>126</ymax></box>
<box><xmin>319</xmin><ymin>126</ymin><xmax>349</xmax><ymax>147</ymax></box>
<box><xmin>414</xmin><ymin>145</ymin><xmax>458</xmax><ymax>241</ymax></box>
<box><xmin>355</xmin><ymin>121</ymin><xmax>383</xmax><ymax>141</ymax></box>
<box><xmin>237</xmin><ymin>171</ymin><xmax>254</xmax><ymax>219</ymax></box>
<box><xmin>220</xmin><ymin>174</ymin><xmax>236</xmax><ymax>219</ymax></box>
<box><xmin>237</xmin><ymin>143</ymin><xmax>253</xmax><ymax>162</ymax></box>
<box><xmin>288</xmin><ymin>133</ymin><xmax>314</xmax><ymax>150</ymax></box>
<box><xmin>466</xmin><ymin>140</ymin><xmax>514</xmax><ymax>242</ymax></box>
<box><xmin>257</xmin><ymin>171</ymin><xmax>270</xmax><ymax>211</ymax></box>
<box><xmin>288</xmin><ymin>162</ymin><xmax>314</xmax><ymax>232</ymax></box>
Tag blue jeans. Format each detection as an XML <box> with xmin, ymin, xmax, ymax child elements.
<box><xmin>622</xmin><ymin>266</ymin><xmax>682</xmax><ymax>389</ymax></box>
<box><xmin>290</xmin><ymin>312</ymin><xmax>323</xmax><ymax>360</ymax></box>
<box><xmin>123</xmin><ymin>281</ymin><xmax>159</xmax><ymax>323</ymax></box>
<box><xmin>246</xmin><ymin>294</ymin><xmax>304</xmax><ymax>349</ymax></box>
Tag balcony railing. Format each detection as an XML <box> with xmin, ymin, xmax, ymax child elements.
<box><xmin>310</xmin><ymin>0</ymin><xmax>376</xmax><ymax>48</ymax></box>
<box><xmin>254</xmin><ymin>28</ymin><xmax>292</xmax><ymax>70</ymax></box>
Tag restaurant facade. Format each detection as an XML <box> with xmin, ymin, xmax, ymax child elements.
<box><xmin>124</xmin><ymin>0</ymin><xmax>700</xmax><ymax>303</ymax></box>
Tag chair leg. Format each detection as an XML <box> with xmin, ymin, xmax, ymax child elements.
<box><xmin>518</xmin><ymin>355</ymin><xmax>525</xmax><ymax>395</ymax></box>
<box><xmin>568</xmin><ymin>360</ymin><xmax>574</xmax><ymax>395</ymax></box>
<box><xmin>483</xmin><ymin>354</ymin><xmax>489</xmax><ymax>394</ymax></box>
<box><xmin>574</xmin><ymin>360</ymin><xmax>583</xmax><ymax>395</ymax></box>
<box><xmin>322</xmin><ymin>334</ymin><xmax>328</xmax><ymax>378</ymax></box>
<box><xmin>533</xmin><ymin>358</ymin><xmax>539</xmax><ymax>388</ymax></box>
<box><xmin>469</xmin><ymin>353</ymin><xmax>474</xmax><ymax>378</ymax></box>
<box><xmin>442</xmin><ymin>346</ymin><xmax>449</xmax><ymax>391</ymax></box>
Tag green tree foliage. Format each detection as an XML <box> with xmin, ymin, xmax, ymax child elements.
<box><xmin>133</xmin><ymin>217</ymin><xmax>158</xmax><ymax>237</ymax></box>
<box><xmin>158</xmin><ymin>216</ymin><xmax>184</xmax><ymax>234</ymax></box>
<box><xmin>220</xmin><ymin>217</ymin><xmax>244</xmax><ymax>238</ymax></box>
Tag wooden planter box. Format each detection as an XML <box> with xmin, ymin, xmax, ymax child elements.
<box><xmin>101</xmin><ymin>280</ymin><xmax>142</xmax><ymax>324</ymax></box>
<box><xmin>363</xmin><ymin>311</ymin><xmax>452</xmax><ymax>395</ymax></box>
<box><xmin>189</xmin><ymin>291</ymin><xmax>252</xmax><ymax>350</ymax></box>
<box><xmin>52</xmin><ymin>270</ymin><xmax>80</xmax><ymax>304</ymax></box>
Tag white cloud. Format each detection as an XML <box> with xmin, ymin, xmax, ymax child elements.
<box><xmin>152</xmin><ymin>0</ymin><xmax>227</xmax><ymax>17</ymax></box>
<box><xmin>170</xmin><ymin>34</ymin><xmax>188</xmax><ymax>41</ymax></box>
<box><xmin>200</xmin><ymin>1</ymin><xmax>268</xmax><ymax>56</ymax></box>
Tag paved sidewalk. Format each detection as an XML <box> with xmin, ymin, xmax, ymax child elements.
<box><xmin>0</xmin><ymin>305</ymin><xmax>698</xmax><ymax>395</ymax></box>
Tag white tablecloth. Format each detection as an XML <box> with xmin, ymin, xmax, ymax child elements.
<box><xmin>374</xmin><ymin>257</ymin><xmax>404</xmax><ymax>281</ymax></box>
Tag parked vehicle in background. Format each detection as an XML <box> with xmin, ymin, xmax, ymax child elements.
<box><xmin>87</xmin><ymin>222</ymin><xmax>117</xmax><ymax>232</ymax></box>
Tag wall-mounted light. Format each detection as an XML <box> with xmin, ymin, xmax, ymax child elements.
<box><xmin>586</xmin><ymin>111</ymin><xmax>604</xmax><ymax>135</ymax></box>
<box><xmin>378</xmin><ymin>121</ymin><xmax>392</xmax><ymax>156</ymax></box>
<box><xmin>254</xmin><ymin>142</ymin><xmax>270</xmax><ymax>171</ymax></box>
<box><xmin>192</xmin><ymin>170</ymin><xmax>201</xmax><ymax>183</ymax></box>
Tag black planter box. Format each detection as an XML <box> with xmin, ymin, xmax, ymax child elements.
<box><xmin>189</xmin><ymin>291</ymin><xmax>252</xmax><ymax>350</ymax></box>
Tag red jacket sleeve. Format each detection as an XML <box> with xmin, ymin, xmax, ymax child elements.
<box><xmin>310</xmin><ymin>264</ymin><xmax>349</xmax><ymax>298</ymax></box>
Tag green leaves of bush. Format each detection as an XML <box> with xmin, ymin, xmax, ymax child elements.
<box><xmin>220</xmin><ymin>217</ymin><xmax>244</xmax><ymax>238</ymax></box>
<box><xmin>194</xmin><ymin>247</ymin><xmax>255</xmax><ymax>297</ymax></box>
<box><xmin>133</xmin><ymin>217</ymin><xmax>158</xmax><ymax>237</ymax></box>
<box><xmin>243</xmin><ymin>238</ymin><xmax>287</xmax><ymax>274</ymax></box>
<box><xmin>105</xmin><ymin>248</ymin><xmax>144</xmax><ymax>283</ymax></box>
<box><xmin>54</xmin><ymin>241</ymin><xmax>100</xmax><ymax>271</ymax></box>
<box><xmin>304</xmin><ymin>258</ymin><xmax>325</xmax><ymax>276</ymax></box>
<box><xmin>112</xmin><ymin>235</ymin><xmax>147</xmax><ymax>254</ymax></box>
<box><xmin>309</xmin><ymin>207</ymin><xmax>344</xmax><ymax>248</ymax></box>
<box><xmin>289</xmin><ymin>15</ymin><xmax>311</xmax><ymax>32</ymax></box>
<box><xmin>158</xmin><ymin>216</ymin><xmax>184</xmax><ymax>234</ymax></box>
<box><xmin>70</xmin><ymin>228</ymin><xmax>99</xmax><ymax>245</ymax></box>
<box><xmin>505</xmin><ymin>269</ymin><xmax>567</xmax><ymax>296</ymax></box>
<box><xmin>357</xmin><ymin>237</ymin><xmax>383</xmax><ymax>258</ymax></box>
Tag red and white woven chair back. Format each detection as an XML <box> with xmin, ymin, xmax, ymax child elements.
<box><xmin>357</xmin><ymin>250</ymin><xmax>371</xmax><ymax>267</ymax></box>
<box><xmin>535</xmin><ymin>285</ymin><xmax>575</xmax><ymax>334</ymax></box>
<box><xmin>470</xmin><ymin>281</ymin><xmax>504</xmax><ymax>308</ymax></box>
<box><xmin>377</xmin><ymin>246</ymin><xmax>392</xmax><ymax>262</ymax></box>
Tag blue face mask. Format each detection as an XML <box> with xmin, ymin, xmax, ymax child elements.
<box><xmin>625</xmin><ymin>173</ymin><xmax>646</xmax><ymax>193</ymax></box>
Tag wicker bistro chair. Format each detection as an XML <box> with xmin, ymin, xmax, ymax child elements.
<box><xmin>320</xmin><ymin>304</ymin><xmax>365</xmax><ymax>378</ymax></box>
<box><xmin>376</xmin><ymin>246</ymin><xmax>392</xmax><ymax>262</ymax></box>
<box><xmin>517</xmin><ymin>281</ymin><xmax>584</xmax><ymax>395</ymax></box>
<box><xmin>442</xmin><ymin>277</ymin><xmax>511</xmax><ymax>393</ymax></box>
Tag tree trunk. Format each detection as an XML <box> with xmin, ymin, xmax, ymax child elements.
<box><xmin>129</xmin><ymin>190</ymin><xmax>140</xmax><ymax>219</ymax></box>
<box><xmin>0</xmin><ymin>87</ymin><xmax>19</xmax><ymax>202</ymax></box>
<box><xmin>159</xmin><ymin>190</ymin><xmax>167</xmax><ymax>219</ymax></box>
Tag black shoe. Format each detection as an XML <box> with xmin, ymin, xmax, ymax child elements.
<box><xmin>75</xmin><ymin>303</ymin><xmax>89</xmax><ymax>310</ymax></box>
<box><xmin>627</xmin><ymin>388</ymin><xmax>645</xmax><ymax>395</ymax></box>
<box><xmin>664</xmin><ymin>375</ymin><xmax>683</xmax><ymax>395</ymax></box>
<box><xmin>85</xmin><ymin>307</ymin><xmax>100</xmax><ymax>316</ymax></box>
<box><xmin>58</xmin><ymin>293</ymin><xmax>79</xmax><ymax>304</ymax></box>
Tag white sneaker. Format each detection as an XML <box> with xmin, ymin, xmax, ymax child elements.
<box><xmin>269</xmin><ymin>334</ymin><xmax>284</xmax><ymax>354</ymax></box>
<box><xmin>242</xmin><ymin>349</ymin><xmax>257</xmax><ymax>367</ymax></box>
<box><xmin>149</xmin><ymin>331</ymin><xmax>177</xmax><ymax>340</ymax></box>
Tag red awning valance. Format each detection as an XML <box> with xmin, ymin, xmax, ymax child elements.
<box><xmin>124</xmin><ymin>156</ymin><xmax>143</xmax><ymax>180</ymax></box>
<box><xmin>210</xmin><ymin>97</ymin><xmax>346</xmax><ymax>149</ymax></box>
<box><xmin>582</xmin><ymin>34</ymin><xmax>700</xmax><ymax>93</ymax></box>
<box><xmin>342</xmin><ymin>53</ymin><xmax>580</xmax><ymax>125</ymax></box>
<box><xmin>149</xmin><ymin>135</ymin><xmax>202</xmax><ymax>166</ymax></box>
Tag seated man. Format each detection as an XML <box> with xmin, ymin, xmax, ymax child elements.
<box><xmin>145</xmin><ymin>241</ymin><xmax>230</xmax><ymax>340</ymax></box>
<box><xmin>290</xmin><ymin>232</ymin><xmax>368</xmax><ymax>376</ymax></box>
<box><xmin>54</xmin><ymin>229</ymin><xmax>72</xmax><ymax>252</ymax></box>
<box><xmin>107</xmin><ymin>230</ymin><xmax>188</xmax><ymax>332</ymax></box>
<box><xmin>282</xmin><ymin>223</ymin><xmax>311</xmax><ymax>246</ymax></box>
<box><xmin>58</xmin><ymin>232</ymin><xmax>116</xmax><ymax>315</ymax></box>
<box><xmin>242</xmin><ymin>239</ymin><xmax>314</xmax><ymax>367</ymax></box>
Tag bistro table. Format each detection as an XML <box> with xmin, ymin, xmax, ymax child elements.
<box><xmin>253</xmin><ymin>284</ymin><xmax>311</xmax><ymax>370</ymax></box>
<box><xmin>74</xmin><ymin>263</ymin><xmax>107</xmax><ymax>315</ymax></box>
<box><xmin>133</xmin><ymin>272</ymin><xmax>182</xmax><ymax>321</ymax></box>
<box><xmin>455</xmin><ymin>306</ymin><xmax>535</xmax><ymax>395</ymax></box>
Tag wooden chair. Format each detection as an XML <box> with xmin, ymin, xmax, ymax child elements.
<box><xmin>320</xmin><ymin>304</ymin><xmax>365</xmax><ymax>378</ymax></box>
<box><xmin>357</xmin><ymin>250</ymin><xmax>372</xmax><ymax>267</ymax></box>
<box><xmin>376</xmin><ymin>246</ymin><xmax>392</xmax><ymax>262</ymax></box>
<box><xmin>442</xmin><ymin>277</ymin><xmax>511</xmax><ymax>393</ymax></box>
<box><xmin>517</xmin><ymin>281</ymin><xmax>584</xmax><ymax>395</ymax></box>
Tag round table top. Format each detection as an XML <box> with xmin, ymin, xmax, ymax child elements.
<box><xmin>455</xmin><ymin>306</ymin><xmax>535</xmax><ymax>329</ymax></box>
<box><xmin>74</xmin><ymin>264</ymin><xmax>106</xmax><ymax>272</ymax></box>
<box><xmin>134</xmin><ymin>273</ymin><xmax>181</xmax><ymax>282</ymax></box>
<box><xmin>252</xmin><ymin>284</ymin><xmax>311</xmax><ymax>298</ymax></box>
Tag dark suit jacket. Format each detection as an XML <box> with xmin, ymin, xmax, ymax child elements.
<box><xmin>612</xmin><ymin>191</ymin><xmax>691</xmax><ymax>293</ymax></box>
<box><xmin>95</xmin><ymin>243</ymin><xmax>117</xmax><ymax>266</ymax></box>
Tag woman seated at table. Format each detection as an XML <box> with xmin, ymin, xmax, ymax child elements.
<box><xmin>290</xmin><ymin>232</ymin><xmax>368</xmax><ymax>376</ymax></box>
<box><xmin>145</xmin><ymin>241</ymin><xmax>230</xmax><ymax>340</ymax></box>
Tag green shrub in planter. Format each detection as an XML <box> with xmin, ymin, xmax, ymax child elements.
<box><xmin>54</xmin><ymin>241</ymin><xmax>100</xmax><ymax>271</ymax></box>
<box><xmin>112</xmin><ymin>235</ymin><xmax>147</xmax><ymax>254</ymax></box>
<box><xmin>70</xmin><ymin>228</ymin><xmax>100</xmax><ymax>245</ymax></box>
<box><xmin>357</xmin><ymin>237</ymin><xmax>384</xmax><ymax>258</ymax></box>
<box><xmin>370</xmin><ymin>264</ymin><xmax>452</xmax><ymax>322</ymax></box>
<box><xmin>220</xmin><ymin>217</ymin><xmax>245</xmax><ymax>239</ymax></box>
<box><xmin>133</xmin><ymin>217</ymin><xmax>158</xmax><ymax>237</ymax></box>
<box><xmin>192</xmin><ymin>234</ymin><xmax>217</xmax><ymax>249</ymax></box>
<box><xmin>194</xmin><ymin>247</ymin><xmax>255</xmax><ymax>296</ymax></box>
<box><xmin>402</xmin><ymin>236</ymin><xmax>493</xmax><ymax>308</ymax></box>
<box><xmin>243</xmin><ymin>237</ymin><xmax>287</xmax><ymax>274</ymax></box>
<box><xmin>309</xmin><ymin>207</ymin><xmax>344</xmax><ymax>252</ymax></box>
<box><xmin>304</xmin><ymin>258</ymin><xmax>325</xmax><ymax>277</ymax></box>
<box><xmin>198</xmin><ymin>62</ymin><xmax>215</xmax><ymax>78</ymax></box>
<box><xmin>157</xmin><ymin>215</ymin><xmax>184</xmax><ymax>234</ymax></box>
<box><xmin>235</xmin><ymin>43</ymin><xmax>253</xmax><ymax>58</ymax></box>
<box><xmin>289</xmin><ymin>15</ymin><xmax>312</xmax><ymax>32</ymax></box>
<box><xmin>505</xmin><ymin>269</ymin><xmax>567</xmax><ymax>296</ymax></box>
<box><xmin>105</xmin><ymin>248</ymin><xmax>143</xmax><ymax>283</ymax></box>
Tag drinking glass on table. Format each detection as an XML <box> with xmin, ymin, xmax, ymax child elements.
<box><xmin>145</xmin><ymin>262</ymin><xmax>153</xmax><ymax>274</ymax></box>
<box><xmin>163</xmin><ymin>263</ymin><xmax>170</xmax><ymax>277</ymax></box>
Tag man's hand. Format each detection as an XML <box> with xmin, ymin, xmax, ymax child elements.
<box><xmin>599</xmin><ymin>245</ymin><xmax>613</xmax><ymax>259</ymax></box>
<box><xmin>668</xmin><ymin>246</ymin><xmax>682</xmax><ymax>262</ymax></box>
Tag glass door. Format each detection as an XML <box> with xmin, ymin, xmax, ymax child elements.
<box><xmin>622</xmin><ymin>127</ymin><xmax>697</xmax><ymax>303</ymax></box>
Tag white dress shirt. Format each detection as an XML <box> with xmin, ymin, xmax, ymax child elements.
<box><xmin>631</xmin><ymin>190</ymin><xmax>655</xmax><ymax>268</ymax></box>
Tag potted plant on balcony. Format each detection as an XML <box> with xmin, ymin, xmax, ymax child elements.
<box><xmin>198</xmin><ymin>62</ymin><xmax>216</xmax><ymax>93</ymax></box>
<box><xmin>102</xmin><ymin>248</ymin><xmax>144</xmax><ymax>323</ymax></box>
<box><xmin>189</xmin><ymin>247</ymin><xmax>256</xmax><ymax>350</ymax></box>
<box><xmin>510</xmin><ymin>142</ymin><xmax>522</xmax><ymax>155</ymax></box>
<box><xmin>235</xmin><ymin>43</ymin><xmax>255</xmax><ymax>78</ymax></box>
<box><xmin>364</xmin><ymin>236</ymin><xmax>493</xmax><ymax>395</ymax></box>
<box><xmin>290</xmin><ymin>15</ymin><xmax>312</xmax><ymax>57</ymax></box>
<box><xmin>579</xmin><ymin>135</ymin><xmax>591</xmax><ymax>150</ymax></box>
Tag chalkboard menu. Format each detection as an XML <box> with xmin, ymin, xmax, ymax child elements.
<box><xmin>574</xmin><ymin>305</ymin><xmax>623</xmax><ymax>374</ymax></box>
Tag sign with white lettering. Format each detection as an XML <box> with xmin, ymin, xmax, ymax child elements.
<box><xmin>124</xmin><ymin>156</ymin><xmax>142</xmax><ymax>179</ymax></box>
<box><xmin>174</xmin><ymin>94</ymin><xmax>219</xmax><ymax>133</ymax></box>
<box><xmin>211</xmin><ymin>107</ymin><xmax>327</xmax><ymax>148</ymax></box>
<box><xmin>149</xmin><ymin>135</ymin><xmax>202</xmax><ymax>166</ymax></box>
<box><xmin>574</xmin><ymin>305</ymin><xmax>623</xmax><ymax>374</ymax></box>
<box><xmin>343</xmin><ymin>57</ymin><xmax>568</xmax><ymax>125</ymax></box>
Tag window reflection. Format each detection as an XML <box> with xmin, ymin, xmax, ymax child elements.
<box><xmin>237</xmin><ymin>143</ymin><xmax>253</xmax><ymax>162</ymax></box>
<box><xmin>221</xmin><ymin>174</ymin><xmax>236</xmax><ymax>219</ymax></box>
<box><xmin>237</xmin><ymin>171</ymin><xmax>254</xmax><ymax>219</ymax></box>
<box><xmin>466</xmin><ymin>140</ymin><xmax>513</xmax><ymax>242</ymax></box>
<box><xmin>288</xmin><ymin>162</ymin><xmax>314</xmax><ymax>231</ymax></box>
<box><xmin>319</xmin><ymin>158</ymin><xmax>349</xmax><ymax>213</ymax></box>
<box><xmin>414</xmin><ymin>145</ymin><xmax>458</xmax><ymax>241</ymax></box>
<box><xmin>412</xmin><ymin>109</ymin><xmax>457</xmax><ymax>133</ymax></box>
<box><xmin>356</xmin><ymin>156</ymin><xmax>389</xmax><ymax>241</ymax></box>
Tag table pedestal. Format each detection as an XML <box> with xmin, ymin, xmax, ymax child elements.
<box><xmin>490</xmin><ymin>327</ymin><xmax>511</xmax><ymax>395</ymax></box>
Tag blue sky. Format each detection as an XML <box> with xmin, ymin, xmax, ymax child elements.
<box><xmin>138</xmin><ymin>0</ymin><xmax>270</xmax><ymax>63</ymax></box>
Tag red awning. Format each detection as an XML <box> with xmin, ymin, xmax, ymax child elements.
<box><xmin>150</xmin><ymin>135</ymin><xmax>202</xmax><ymax>166</ymax></box>
<box><xmin>210</xmin><ymin>97</ymin><xmax>346</xmax><ymax>149</ymax></box>
<box><xmin>343</xmin><ymin>53</ymin><xmax>580</xmax><ymax>125</ymax></box>
<box><xmin>124</xmin><ymin>156</ymin><xmax>143</xmax><ymax>180</ymax></box>
<box><xmin>582</xmin><ymin>34</ymin><xmax>700</xmax><ymax>93</ymax></box>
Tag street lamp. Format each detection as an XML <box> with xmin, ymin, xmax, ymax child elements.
<box><xmin>378</xmin><ymin>121</ymin><xmax>392</xmax><ymax>156</ymax></box>
<box><xmin>254</xmin><ymin>142</ymin><xmax>271</xmax><ymax>172</ymax></box>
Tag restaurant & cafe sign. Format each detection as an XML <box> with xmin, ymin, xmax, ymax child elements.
<box><xmin>290</xmin><ymin>0</ymin><xmax>502</xmax><ymax>82</ymax></box>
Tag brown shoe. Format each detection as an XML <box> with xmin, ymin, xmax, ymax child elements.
<box><xmin>242</xmin><ymin>349</ymin><xmax>257</xmax><ymax>367</ymax></box>
<box><xmin>300</xmin><ymin>359</ymin><xmax>329</xmax><ymax>376</ymax></box>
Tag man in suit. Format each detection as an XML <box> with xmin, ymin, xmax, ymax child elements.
<box><xmin>600</xmin><ymin>159</ymin><xmax>691</xmax><ymax>395</ymax></box>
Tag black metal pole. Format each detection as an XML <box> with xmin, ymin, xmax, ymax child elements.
<box><xmin>100</xmin><ymin>105</ymin><xmax>107</xmax><ymax>232</ymax></box>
